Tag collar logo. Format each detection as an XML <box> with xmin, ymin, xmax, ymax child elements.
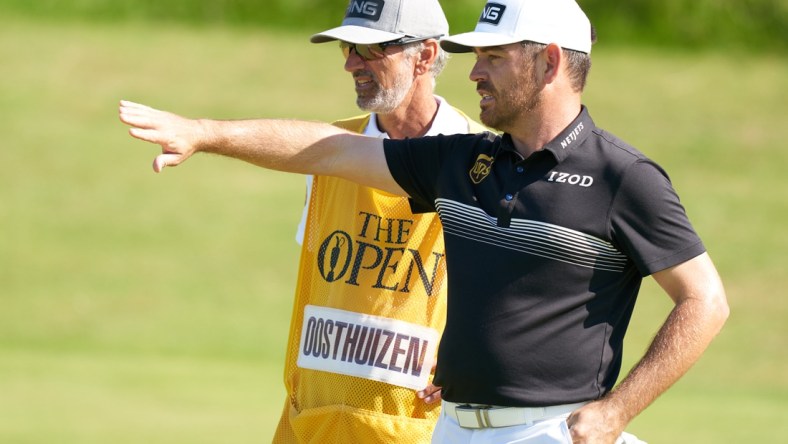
<box><xmin>469</xmin><ymin>153</ymin><xmax>495</xmax><ymax>184</ymax></box>
<box><xmin>479</xmin><ymin>3</ymin><xmax>506</xmax><ymax>25</ymax></box>
<box><xmin>346</xmin><ymin>0</ymin><xmax>385</xmax><ymax>21</ymax></box>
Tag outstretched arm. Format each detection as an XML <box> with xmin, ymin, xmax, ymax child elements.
<box><xmin>118</xmin><ymin>100</ymin><xmax>406</xmax><ymax>195</ymax></box>
<box><xmin>567</xmin><ymin>252</ymin><xmax>729</xmax><ymax>444</ymax></box>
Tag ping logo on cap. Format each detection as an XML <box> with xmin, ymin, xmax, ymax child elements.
<box><xmin>346</xmin><ymin>0</ymin><xmax>385</xmax><ymax>21</ymax></box>
<box><xmin>479</xmin><ymin>2</ymin><xmax>506</xmax><ymax>25</ymax></box>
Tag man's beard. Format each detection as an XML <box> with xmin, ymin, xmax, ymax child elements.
<box><xmin>355</xmin><ymin>70</ymin><xmax>414</xmax><ymax>114</ymax></box>
<box><xmin>479</xmin><ymin>66</ymin><xmax>542</xmax><ymax>131</ymax></box>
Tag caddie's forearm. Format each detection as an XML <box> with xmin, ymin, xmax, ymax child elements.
<box><xmin>196</xmin><ymin>118</ymin><xmax>351</xmax><ymax>176</ymax></box>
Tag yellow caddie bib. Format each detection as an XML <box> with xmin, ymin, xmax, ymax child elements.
<box><xmin>273</xmin><ymin>111</ymin><xmax>486</xmax><ymax>444</ymax></box>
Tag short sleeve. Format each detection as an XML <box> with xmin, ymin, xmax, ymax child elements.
<box><xmin>383</xmin><ymin>135</ymin><xmax>454</xmax><ymax>212</ymax></box>
<box><xmin>610</xmin><ymin>159</ymin><xmax>706</xmax><ymax>276</ymax></box>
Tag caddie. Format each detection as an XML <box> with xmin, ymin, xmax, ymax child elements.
<box><xmin>276</xmin><ymin>0</ymin><xmax>485</xmax><ymax>442</ymax></box>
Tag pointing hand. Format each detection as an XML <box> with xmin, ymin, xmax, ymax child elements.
<box><xmin>119</xmin><ymin>100</ymin><xmax>209</xmax><ymax>172</ymax></box>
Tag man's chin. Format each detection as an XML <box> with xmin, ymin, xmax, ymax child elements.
<box><xmin>479</xmin><ymin>110</ymin><xmax>498</xmax><ymax>130</ymax></box>
<box><xmin>356</xmin><ymin>99</ymin><xmax>376</xmax><ymax>112</ymax></box>
<box><xmin>357</xmin><ymin>100</ymin><xmax>399</xmax><ymax>114</ymax></box>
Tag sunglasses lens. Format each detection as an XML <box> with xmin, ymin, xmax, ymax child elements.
<box><xmin>340</xmin><ymin>42</ymin><xmax>351</xmax><ymax>59</ymax></box>
<box><xmin>339</xmin><ymin>42</ymin><xmax>386</xmax><ymax>60</ymax></box>
<box><xmin>365</xmin><ymin>44</ymin><xmax>386</xmax><ymax>59</ymax></box>
<box><xmin>356</xmin><ymin>45</ymin><xmax>375</xmax><ymax>60</ymax></box>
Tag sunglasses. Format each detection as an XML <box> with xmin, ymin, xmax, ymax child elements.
<box><xmin>339</xmin><ymin>35</ymin><xmax>440</xmax><ymax>61</ymax></box>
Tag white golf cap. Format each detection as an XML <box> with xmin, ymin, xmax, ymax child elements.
<box><xmin>441</xmin><ymin>0</ymin><xmax>592</xmax><ymax>54</ymax></box>
<box><xmin>310</xmin><ymin>0</ymin><xmax>449</xmax><ymax>45</ymax></box>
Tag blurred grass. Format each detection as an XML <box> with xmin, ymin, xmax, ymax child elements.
<box><xmin>1</xmin><ymin>14</ymin><xmax>786</xmax><ymax>443</ymax></box>
<box><xmin>1</xmin><ymin>0</ymin><xmax>785</xmax><ymax>50</ymax></box>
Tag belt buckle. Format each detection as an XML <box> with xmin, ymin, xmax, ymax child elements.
<box><xmin>455</xmin><ymin>404</ymin><xmax>493</xmax><ymax>429</ymax></box>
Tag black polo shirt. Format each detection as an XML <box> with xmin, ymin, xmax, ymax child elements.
<box><xmin>383</xmin><ymin>106</ymin><xmax>705</xmax><ymax>407</ymax></box>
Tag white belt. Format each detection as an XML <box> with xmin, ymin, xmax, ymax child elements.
<box><xmin>443</xmin><ymin>400</ymin><xmax>587</xmax><ymax>429</ymax></box>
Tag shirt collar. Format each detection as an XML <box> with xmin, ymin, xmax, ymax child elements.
<box><xmin>500</xmin><ymin>106</ymin><xmax>596</xmax><ymax>163</ymax></box>
<box><xmin>364</xmin><ymin>113</ymin><xmax>388</xmax><ymax>138</ymax></box>
<box><xmin>363</xmin><ymin>95</ymin><xmax>469</xmax><ymax>139</ymax></box>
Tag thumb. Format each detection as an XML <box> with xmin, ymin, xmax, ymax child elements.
<box><xmin>153</xmin><ymin>153</ymin><xmax>183</xmax><ymax>173</ymax></box>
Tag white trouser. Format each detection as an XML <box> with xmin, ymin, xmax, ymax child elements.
<box><xmin>432</xmin><ymin>401</ymin><xmax>646</xmax><ymax>444</ymax></box>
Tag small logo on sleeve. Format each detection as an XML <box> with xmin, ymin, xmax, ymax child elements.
<box><xmin>469</xmin><ymin>153</ymin><xmax>495</xmax><ymax>184</ymax></box>
<box><xmin>479</xmin><ymin>3</ymin><xmax>506</xmax><ymax>25</ymax></box>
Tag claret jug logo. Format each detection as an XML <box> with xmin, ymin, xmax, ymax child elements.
<box><xmin>346</xmin><ymin>0</ymin><xmax>385</xmax><ymax>21</ymax></box>
<box><xmin>469</xmin><ymin>153</ymin><xmax>495</xmax><ymax>184</ymax></box>
<box><xmin>479</xmin><ymin>2</ymin><xmax>506</xmax><ymax>25</ymax></box>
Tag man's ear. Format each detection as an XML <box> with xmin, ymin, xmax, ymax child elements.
<box><xmin>415</xmin><ymin>40</ymin><xmax>439</xmax><ymax>76</ymax></box>
<box><xmin>542</xmin><ymin>43</ymin><xmax>563</xmax><ymax>84</ymax></box>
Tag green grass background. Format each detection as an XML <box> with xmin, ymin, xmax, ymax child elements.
<box><xmin>1</xmin><ymin>13</ymin><xmax>787</xmax><ymax>444</ymax></box>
